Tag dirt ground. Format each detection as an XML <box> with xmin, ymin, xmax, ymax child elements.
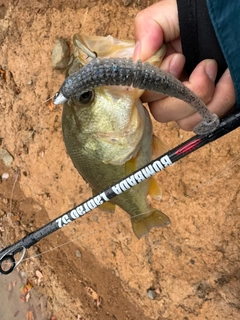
<box><xmin>0</xmin><ymin>0</ymin><xmax>240</xmax><ymax>319</ymax></box>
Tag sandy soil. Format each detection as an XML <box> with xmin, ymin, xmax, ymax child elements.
<box><xmin>0</xmin><ymin>0</ymin><xmax>240</xmax><ymax>319</ymax></box>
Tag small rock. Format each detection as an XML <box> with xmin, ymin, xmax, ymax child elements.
<box><xmin>51</xmin><ymin>38</ymin><xmax>70</xmax><ymax>69</ymax></box>
<box><xmin>1</xmin><ymin>172</ymin><xmax>9</xmax><ymax>180</ymax></box>
<box><xmin>147</xmin><ymin>289</ymin><xmax>156</xmax><ymax>300</ymax></box>
<box><xmin>122</xmin><ymin>0</ymin><xmax>133</xmax><ymax>6</ymax></box>
<box><xmin>92</xmin><ymin>214</ymin><xmax>99</xmax><ymax>222</ymax></box>
<box><xmin>0</xmin><ymin>148</ymin><xmax>13</xmax><ymax>166</ymax></box>
<box><xmin>36</xmin><ymin>270</ymin><xmax>43</xmax><ymax>285</ymax></box>
<box><xmin>25</xmin><ymin>292</ymin><xmax>31</xmax><ymax>302</ymax></box>
<box><xmin>76</xmin><ymin>249</ymin><xmax>82</xmax><ymax>258</ymax></box>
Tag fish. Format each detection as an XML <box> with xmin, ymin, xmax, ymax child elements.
<box><xmin>61</xmin><ymin>33</ymin><xmax>171</xmax><ymax>239</ymax></box>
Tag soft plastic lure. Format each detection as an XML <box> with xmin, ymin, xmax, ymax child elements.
<box><xmin>53</xmin><ymin>57</ymin><xmax>219</xmax><ymax>135</ymax></box>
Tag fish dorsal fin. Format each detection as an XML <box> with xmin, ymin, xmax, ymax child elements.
<box><xmin>131</xmin><ymin>209</ymin><xmax>170</xmax><ymax>239</ymax></box>
<box><xmin>152</xmin><ymin>135</ymin><xmax>168</xmax><ymax>158</ymax></box>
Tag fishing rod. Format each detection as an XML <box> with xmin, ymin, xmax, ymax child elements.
<box><xmin>0</xmin><ymin>108</ymin><xmax>240</xmax><ymax>275</ymax></box>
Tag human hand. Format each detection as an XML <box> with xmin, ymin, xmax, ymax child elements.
<box><xmin>134</xmin><ymin>0</ymin><xmax>236</xmax><ymax>131</ymax></box>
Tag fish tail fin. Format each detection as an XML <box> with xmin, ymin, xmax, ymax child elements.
<box><xmin>131</xmin><ymin>210</ymin><xmax>170</xmax><ymax>239</ymax></box>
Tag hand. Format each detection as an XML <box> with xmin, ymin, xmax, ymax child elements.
<box><xmin>134</xmin><ymin>0</ymin><xmax>236</xmax><ymax>131</ymax></box>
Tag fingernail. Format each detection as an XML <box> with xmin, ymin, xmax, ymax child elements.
<box><xmin>169</xmin><ymin>54</ymin><xmax>186</xmax><ymax>78</ymax></box>
<box><xmin>222</xmin><ymin>68</ymin><xmax>231</xmax><ymax>78</ymax></box>
<box><xmin>205</xmin><ymin>60</ymin><xmax>217</xmax><ymax>82</ymax></box>
<box><xmin>133</xmin><ymin>41</ymin><xmax>141</xmax><ymax>61</ymax></box>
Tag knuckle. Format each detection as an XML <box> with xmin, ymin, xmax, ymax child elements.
<box><xmin>177</xmin><ymin>118</ymin><xmax>195</xmax><ymax>132</ymax></box>
<box><xmin>135</xmin><ymin>10</ymin><xmax>145</xmax><ymax>24</ymax></box>
<box><xmin>191</xmin><ymin>83</ymin><xmax>214</xmax><ymax>105</ymax></box>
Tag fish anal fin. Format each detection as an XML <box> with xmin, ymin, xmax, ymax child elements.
<box><xmin>98</xmin><ymin>201</ymin><xmax>116</xmax><ymax>213</ymax></box>
<box><xmin>152</xmin><ymin>135</ymin><xmax>168</xmax><ymax>158</ymax></box>
<box><xmin>92</xmin><ymin>189</ymin><xmax>116</xmax><ymax>213</ymax></box>
<box><xmin>148</xmin><ymin>177</ymin><xmax>162</xmax><ymax>200</ymax></box>
<box><xmin>131</xmin><ymin>209</ymin><xmax>170</xmax><ymax>239</ymax></box>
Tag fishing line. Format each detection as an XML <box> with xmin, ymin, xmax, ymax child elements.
<box><xmin>12</xmin><ymin>150</ymin><xmax>240</xmax><ymax>266</ymax></box>
<box><xmin>40</xmin><ymin>95</ymin><xmax>55</xmax><ymax>105</ymax></box>
<box><xmin>8</xmin><ymin>170</ymin><xmax>20</xmax><ymax>226</ymax></box>
<box><xmin>169</xmin><ymin>152</ymin><xmax>240</xmax><ymax>203</ymax></box>
<box><xmin>2</xmin><ymin>210</ymin><xmax>153</xmax><ymax>268</ymax></box>
<box><xmin>1</xmin><ymin>144</ymin><xmax>239</xmax><ymax>271</ymax></box>
<box><xmin>1</xmin><ymin>85</ymin><xmax>240</xmax><ymax>274</ymax></box>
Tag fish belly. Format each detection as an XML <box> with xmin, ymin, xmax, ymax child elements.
<box><xmin>62</xmin><ymin>104</ymin><xmax>170</xmax><ymax>238</ymax></box>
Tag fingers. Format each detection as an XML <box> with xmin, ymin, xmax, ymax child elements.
<box><xmin>133</xmin><ymin>0</ymin><xmax>179</xmax><ymax>61</ymax></box>
<box><xmin>148</xmin><ymin>59</ymin><xmax>218</xmax><ymax>123</ymax></box>
<box><xmin>141</xmin><ymin>53</ymin><xmax>186</xmax><ymax>102</ymax></box>
<box><xmin>148</xmin><ymin>58</ymin><xmax>236</xmax><ymax>132</ymax></box>
<box><xmin>206</xmin><ymin>69</ymin><xmax>235</xmax><ymax>117</ymax></box>
<box><xmin>133</xmin><ymin>1</ymin><xmax>236</xmax><ymax>133</ymax></box>
<box><xmin>177</xmin><ymin>68</ymin><xmax>236</xmax><ymax>131</ymax></box>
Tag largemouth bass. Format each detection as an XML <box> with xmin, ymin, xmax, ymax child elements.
<box><xmin>62</xmin><ymin>34</ymin><xmax>170</xmax><ymax>239</ymax></box>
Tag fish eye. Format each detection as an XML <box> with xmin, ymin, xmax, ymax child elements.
<box><xmin>75</xmin><ymin>90</ymin><xmax>94</xmax><ymax>105</ymax></box>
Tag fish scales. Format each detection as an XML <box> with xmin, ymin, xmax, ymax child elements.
<box><xmin>60</xmin><ymin>34</ymin><xmax>172</xmax><ymax>239</ymax></box>
<box><xmin>62</xmin><ymin>98</ymin><xmax>169</xmax><ymax>239</ymax></box>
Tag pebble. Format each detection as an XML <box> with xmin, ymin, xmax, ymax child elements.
<box><xmin>51</xmin><ymin>38</ymin><xmax>70</xmax><ymax>69</ymax></box>
<box><xmin>0</xmin><ymin>148</ymin><xmax>13</xmax><ymax>166</ymax></box>
<box><xmin>147</xmin><ymin>289</ymin><xmax>156</xmax><ymax>300</ymax></box>
<box><xmin>1</xmin><ymin>172</ymin><xmax>9</xmax><ymax>180</ymax></box>
<box><xmin>92</xmin><ymin>214</ymin><xmax>99</xmax><ymax>222</ymax></box>
<box><xmin>76</xmin><ymin>249</ymin><xmax>82</xmax><ymax>258</ymax></box>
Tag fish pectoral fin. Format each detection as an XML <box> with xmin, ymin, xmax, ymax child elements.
<box><xmin>131</xmin><ymin>210</ymin><xmax>170</xmax><ymax>239</ymax></box>
<box><xmin>92</xmin><ymin>189</ymin><xmax>116</xmax><ymax>213</ymax></box>
<box><xmin>148</xmin><ymin>177</ymin><xmax>162</xmax><ymax>200</ymax></box>
<box><xmin>125</xmin><ymin>154</ymin><xmax>138</xmax><ymax>175</ymax></box>
<box><xmin>152</xmin><ymin>135</ymin><xmax>168</xmax><ymax>158</ymax></box>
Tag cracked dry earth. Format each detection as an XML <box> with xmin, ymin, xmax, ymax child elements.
<box><xmin>0</xmin><ymin>0</ymin><xmax>240</xmax><ymax>319</ymax></box>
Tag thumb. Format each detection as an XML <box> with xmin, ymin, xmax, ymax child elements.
<box><xmin>133</xmin><ymin>0</ymin><xmax>179</xmax><ymax>61</ymax></box>
<box><xmin>133</xmin><ymin>19</ymin><xmax>164</xmax><ymax>61</ymax></box>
